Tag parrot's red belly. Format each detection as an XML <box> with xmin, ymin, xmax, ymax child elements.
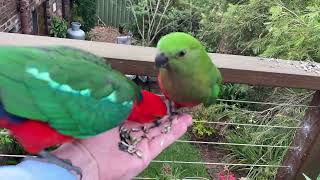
<box><xmin>127</xmin><ymin>90</ymin><xmax>167</xmax><ymax>124</ymax></box>
<box><xmin>158</xmin><ymin>74</ymin><xmax>200</xmax><ymax>108</ymax></box>
<box><xmin>0</xmin><ymin>118</ymin><xmax>74</xmax><ymax>154</ymax></box>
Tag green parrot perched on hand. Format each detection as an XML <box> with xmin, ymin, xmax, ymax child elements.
<box><xmin>155</xmin><ymin>32</ymin><xmax>222</xmax><ymax>129</ymax></box>
<box><xmin>0</xmin><ymin>46</ymin><xmax>167</xmax><ymax>176</ymax></box>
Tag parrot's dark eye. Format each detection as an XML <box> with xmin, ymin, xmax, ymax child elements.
<box><xmin>178</xmin><ymin>50</ymin><xmax>186</xmax><ymax>57</ymax></box>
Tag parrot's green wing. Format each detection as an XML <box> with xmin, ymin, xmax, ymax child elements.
<box><xmin>203</xmin><ymin>65</ymin><xmax>222</xmax><ymax>107</ymax></box>
<box><xmin>0</xmin><ymin>46</ymin><xmax>141</xmax><ymax>138</ymax></box>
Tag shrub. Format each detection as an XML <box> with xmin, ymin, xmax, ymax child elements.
<box><xmin>198</xmin><ymin>0</ymin><xmax>271</xmax><ymax>54</ymax></box>
<box><xmin>126</xmin><ymin>0</ymin><xmax>202</xmax><ymax>46</ymax></box>
<box><xmin>192</xmin><ymin>88</ymin><xmax>312</xmax><ymax>179</ymax></box>
<box><xmin>71</xmin><ymin>0</ymin><xmax>97</xmax><ymax>32</ymax></box>
<box><xmin>252</xmin><ymin>1</ymin><xmax>320</xmax><ymax>61</ymax></box>
<box><xmin>191</xmin><ymin>105</ymin><xmax>225</xmax><ymax>138</ymax></box>
<box><xmin>0</xmin><ymin>133</ymin><xmax>25</xmax><ymax>165</ymax></box>
<box><xmin>198</xmin><ymin>0</ymin><xmax>320</xmax><ymax>61</ymax></box>
<box><xmin>50</xmin><ymin>16</ymin><xmax>68</xmax><ymax>38</ymax></box>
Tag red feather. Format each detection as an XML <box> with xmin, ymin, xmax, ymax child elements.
<box><xmin>127</xmin><ymin>90</ymin><xmax>167</xmax><ymax>124</ymax></box>
<box><xmin>0</xmin><ymin>118</ymin><xmax>74</xmax><ymax>154</ymax></box>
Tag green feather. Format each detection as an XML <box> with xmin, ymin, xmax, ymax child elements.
<box><xmin>0</xmin><ymin>46</ymin><xmax>141</xmax><ymax>138</ymax></box>
<box><xmin>157</xmin><ymin>32</ymin><xmax>222</xmax><ymax>106</ymax></box>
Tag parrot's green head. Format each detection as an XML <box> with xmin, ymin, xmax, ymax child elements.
<box><xmin>155</xmin><ymin>32</ymin><xmax>207</xmax><ymax>71</ymax></box>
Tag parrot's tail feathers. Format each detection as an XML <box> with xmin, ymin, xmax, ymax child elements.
<box><xmin>0</xmin><ymin>118</ymin><xmax>10</xmax><ymax>129</ymax></box>
<box><xmin>0</xmin><ymin>103</ymin><xmax>10</xmax><ymax>128</ymax></box>
<box><xmin>127</xmin><ymin>90</ymin><xmax>168</xmax><ymax>124</ymax></box>
<box><xmin>0</xmin><ymin>102</ymin><xmax>27</xmax><ymax>126</ymax></box>
<box><xmin>8</xmin><ymin>120</ymin><xmax>74</xmax><ymax>154</ymax></box>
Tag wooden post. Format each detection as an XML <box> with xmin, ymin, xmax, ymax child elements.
<box><xmin>19</xmin><ymin>0</ymin><xmax>32</xmax><ymax>34</ymax></box>
<box><xmin>276</xmin><ymin>90</ymin><xmax>320</xmax><ymax>180</ymax></box>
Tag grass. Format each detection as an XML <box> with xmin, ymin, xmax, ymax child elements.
<box><xmin>139</xmin><ymin>135</ymin><xmax>210</xmax><ymax>179</ymax></box>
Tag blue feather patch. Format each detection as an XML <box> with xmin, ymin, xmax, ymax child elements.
<box><xmin>0</xmin><ymin>103</ymin><xmax>26</xmax><ymax>124</ymax></box>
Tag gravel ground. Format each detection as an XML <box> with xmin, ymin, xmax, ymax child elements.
<box><xmin>88</xmin><ymin>26</ymin><xmax>121</xmax><ymax>43</ymax></box>
<box><xmin>259</xmin><ymin>57</ymin><xmax>320</xmax><ymax>74</ymax></box>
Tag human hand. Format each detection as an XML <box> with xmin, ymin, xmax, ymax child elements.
<box><xmin>53</xmin><ymin>114</ymin><xmax>192</xmax><ymax>180</ymax></box>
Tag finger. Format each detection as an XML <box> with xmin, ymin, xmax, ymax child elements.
<box><xmin>146</xmin><ymin>114</ymin><xmax>192</xmax><ymax>160</ymax></box>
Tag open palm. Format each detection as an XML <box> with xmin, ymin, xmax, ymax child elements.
<box><xmin>53</xmin><ymin>114</ymin><xmax>192</xmax><ymax>180</ymax></box>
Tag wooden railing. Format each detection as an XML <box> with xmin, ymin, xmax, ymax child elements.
<box><xmin>1</xmin><ymin>32</ymin><xmax>320</xmax><ymax>179</ymax></box>
<box><xmin>1</xmin><ymin>32</ymin><xmax>320</xmax><ymax>90</ymax></box>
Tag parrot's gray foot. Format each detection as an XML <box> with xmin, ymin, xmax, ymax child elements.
<box><xmin>161</xmin><ymin>116</ymin><xmax>173</xmax><ymax>134</ymax></box>
<box><xmin>118</xmin><ymin>125</ymin><xmax>144</xmax><ymax>158</ymax></box>
<box><xmin>129</xmin><ymin>117</ymin><xmax>163</xmax><ymax>134</ymax></box>
<box><xmin>161</xmin><ymin>100</ymin><xmax>181</xmax><ymax>133</ymax></box>
<box><xmin>143</xmin><ymin>118</ymin><xmax>162</xmax><ymax>133</ymax></box>
<box><xmin>162</xmin><ymin>112</ymin><xmax>181</xmax><ymax>134</ymax></box>
<box><xmin>162</xmin><ymin>123</ymin><xmax>172</xmax><ymax>134</ymax></box>
<box><xmin>24</xmin><ymin>150</ymin><xmax>82</xmax><ymax>179</ymax></box>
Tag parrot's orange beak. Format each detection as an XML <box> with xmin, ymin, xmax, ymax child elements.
<box><xmin>155</xmin><ymin>53</ymin><xmax>169</xmax><ymax>68</ymax></box>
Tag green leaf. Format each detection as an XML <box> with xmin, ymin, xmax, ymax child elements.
<box><xmin>50</xmin><ymin>16</ymin><xmax>68</xmax><ymax>38</ymax></box>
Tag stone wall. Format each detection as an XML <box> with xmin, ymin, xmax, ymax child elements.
<box><xmin>46</xmin><ymin>0</ymin><xmax>63</xmax><ymax>30</ymax></box>
<box><xmin>0</xmin><ymin>0</ymin><xmax>71</xmax><ymax>34</ymax></box>
<box><xmin>0</xmin><ymin>0</ymin><xmax>20</xmax><ymax>32</ymax></box>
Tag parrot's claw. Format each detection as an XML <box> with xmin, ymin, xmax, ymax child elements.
<box><xmin>170</xmin><ymin>111</ymin><xmax>180</xmax><ymax>116</ymax></box>
<box><xmin>127</xmin><ymin>125</ymin><xmax>149</xmax><ymax>134</ymax></box>
<box><xmin>161</xmin><ymin>117</ymin><xmax>173</xmax><ymax>134</ymax></box>
<box><xmin>162</xmin><ymin>124</ymin><xmax>172</xmax><ymax>134</ymax></box>
<box><xmin>161</xmin><ymin>113</ymin><xmax>181</xmax><ymax>134</ymax></box>
<box><xmin>143</xmin><ymin>118</ymin><xmax>162</xmax><ymax>133</ymax></box>
<box><xmin>142</xmin><ymin>125</ymin><xmax>149</xmax><ymax>134</ymax></box>
<box><xmin>24</xmin><ymin>151</ymin><xmax>82</xmax><ymax>179</ymax></box>
<box><xmin>118</xmin><ymin>140</ymin><xmax>144</xmax><ymax>159</ymax></box>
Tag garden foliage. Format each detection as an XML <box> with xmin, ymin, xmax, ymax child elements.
<box><xmin>127</xmin><ymin>0</ymin><xmax>320</xmax><ymax>179</ymax></box>
<box><xmin>71</xmin><ymin>0</ymin><xmax>97</xmax><ymax>32</ymax></box>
